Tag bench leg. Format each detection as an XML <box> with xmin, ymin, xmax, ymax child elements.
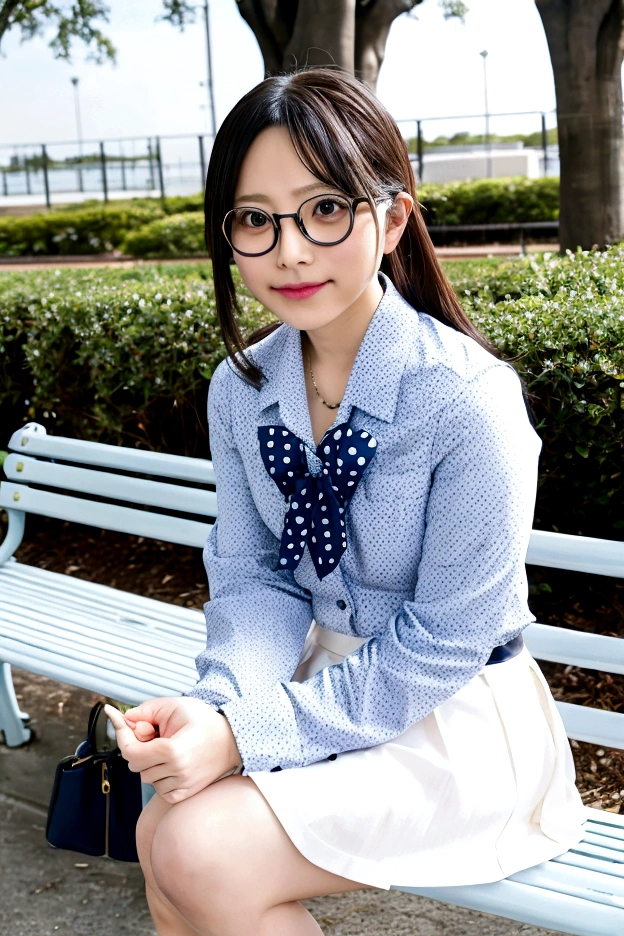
<box><xmin>0</xmin><ymin>663</ymin><xmax>31</xmax><ymax>747</ymax></box>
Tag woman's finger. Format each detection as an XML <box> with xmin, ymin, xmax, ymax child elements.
<box><xmin>133</xmin><ymin>720</ymin><xmax>159</xmax><ymax>742</ymax></box>
<box><xmin>104</xmin><ymin>704</ymin><xmax>139</xmax><ymax>755</ymax></box>
<box><xmin>140</xmin><ymin>764</ymin><xmax>179</xmax><ymax>787</ymax></box>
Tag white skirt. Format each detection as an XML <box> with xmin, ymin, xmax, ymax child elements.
<box><xmin>248</xmin><ymin>623</ymin><xmax>587</xmax><ymax>890</ymax></box>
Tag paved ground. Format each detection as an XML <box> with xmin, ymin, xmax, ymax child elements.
<box><xmin>0</xmin><ymin>670</ymin><xmax>565</xmax><ymax>936</ymax></box>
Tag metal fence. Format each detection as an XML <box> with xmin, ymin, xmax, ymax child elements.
<box><xmin>0</xmin><ymin>133</ymin><xmax>213</xmax><ymax>207</ymax></box>
<box><xmin>396</xmin><ymin>109</ymin><xmax>559</xmax><ymax>184</ymax></box>
<box><xmin>0</xmin><ymin>109</ymin><xmax>559</xmax><ymax>208</ymax></box>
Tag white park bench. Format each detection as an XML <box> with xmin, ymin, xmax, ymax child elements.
<box><xmin>1</xmin><ymin>420</ymin><xmax>623</xmax><ymax>936</ymax></box>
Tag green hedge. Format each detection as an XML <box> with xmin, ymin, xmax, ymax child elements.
<box><xmin>445</xmin><ymin>248</ymin><xmax>624</xmax><ymax>537</ymax></box>
<box><xmin>419</xmin><ymin>176</ymin><xmax>559</xmax><ymax>226</ymax></box>
<box><xmin>0</xmin><ymin>264</ymin><xmax>270</xmax><ymax>457</ymax></box>
<box><xmin>1</xmin><ymin>246</ymin><xmax>622</xmax><ymax>539</ymax></box>
<box><xmin>0</xmin><ymin>205</ymin><xmax>164</xmax><ymax>257</ymax></box>
<box><xmin>0</xmin><ymin>179</ymin><xmax>559</xmax><ymax>258</ymax></box>
<box><xmin>121</xmin><ymin>213</ymin><xmax>206</xmax><ymax>259</ymax></box>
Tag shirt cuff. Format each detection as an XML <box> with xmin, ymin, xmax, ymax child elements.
<box><xmin>219</xmin><ymin>682</ymin><xmax>304</xmax><ymax>774</ymax></box>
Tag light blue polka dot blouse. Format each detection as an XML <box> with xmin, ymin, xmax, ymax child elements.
<box><xmin>187</xmin><ymin>273</ymin><xmax>542</xmax><ymax>775</ymax></box>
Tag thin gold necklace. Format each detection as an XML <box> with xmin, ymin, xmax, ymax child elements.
<box><xmin>305</xmin><ymin>343</ymin><xmax>342</xmax><ymax>411</ymax></box>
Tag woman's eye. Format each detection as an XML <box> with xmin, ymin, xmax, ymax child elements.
<box><xmin>239</xmin><ymin>210</ymin><xmax>269</xmax><ymax>229</ymax></box>
<box><xmin>313</xmin><ymin>198</ymin><xmax>347</xmax><ymax>218</ymax></box>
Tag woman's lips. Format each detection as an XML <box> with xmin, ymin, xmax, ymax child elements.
<box><xmin>272</xmin><ymin>281</ymin><xmax>329</xmax><ymax>300</ymax></box>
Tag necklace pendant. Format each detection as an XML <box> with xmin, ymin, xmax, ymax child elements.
<box><xmin>323</xmin><ymin>400</ymin><xmax>340</xmax><ymax>410</ymax></box>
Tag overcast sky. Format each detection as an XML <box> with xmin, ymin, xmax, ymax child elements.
<box><xmin>1</xmin><ymin>0</ymin><xmax>558</xmax><ymax>152</ymax></box>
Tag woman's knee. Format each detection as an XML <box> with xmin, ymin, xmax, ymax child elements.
<box><xmin>136</xmin><ymin>791</ymin><xmax>173</xmax><ymax>880</ymax></box>
<box><xmin>149</xmin><ymin>778</ymin><xmax>257</xmax><ymax>908</ymax></box>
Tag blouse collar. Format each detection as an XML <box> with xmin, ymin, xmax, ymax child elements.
<box><xmin>257</xmin><ymin>273</ymin><xmax>418</xmax><ymax>446</ymax></box>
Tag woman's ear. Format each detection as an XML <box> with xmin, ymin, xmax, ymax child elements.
<box><xmin>383</xmin><ymin>192</ymin><xmax>414</xmax><ymax>255</ymax></box>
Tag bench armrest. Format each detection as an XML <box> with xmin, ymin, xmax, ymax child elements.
<box><xmin>0</xmin><ymin>508</ymin><xmax>25</xmax><ymax>566</ymax></box>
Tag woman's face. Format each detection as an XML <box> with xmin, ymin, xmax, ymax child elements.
<box><xmin>230</xmin><ymin>125</ymin><xmax>409</xmax><ymax>334</ymax></box>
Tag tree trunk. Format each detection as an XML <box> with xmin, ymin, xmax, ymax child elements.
<box><xmin>536</xmin><ymin>0</ymin><xmax>624</xmax><ymax>250</ymax></box>
<box><xmin>236</xmin><ymin>0</ymin><xmax>423</xmax><ymax>91</ymax></box>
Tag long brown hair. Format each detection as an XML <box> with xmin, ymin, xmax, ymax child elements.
<box><xmin>205</xmin><ymin>67</ymin><xmax>494</xmax><ymax>389</ymax></box>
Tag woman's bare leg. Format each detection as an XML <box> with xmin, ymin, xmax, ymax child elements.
<box><xmin>137</xmin><ymin>792</ymin><xmax>206</xmax><ymax>936</ymax></box>
<box><xmin>141</xmin><ymin>775</ymin><xmax>374</xmax><ymax>936</ymax></box>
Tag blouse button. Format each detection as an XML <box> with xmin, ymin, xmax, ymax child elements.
<box><xmin>336</xmin><ymin>599</ymin><xmax>347</xmax><ymax>610</ymax></box>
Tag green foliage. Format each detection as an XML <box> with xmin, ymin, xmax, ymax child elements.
<box><xmin>121</xmin><ymin>212</ymin><xmax>206</xmax><ymax>259</ymax></box>
<box><xmin>419</xmin><ymin>176</ymin><xmax>560</xmax><ymax>226</ymax></box>
<box><xmin>444</xmin><ymin>247</ymin><xmax>624</xmax><ymax>537</ymax></box>
<box><xmin>0</xmin><ymin>264</ymin><xmax>271</xmax><ymax>457</ymax></box>
<box><xmin>408</xmin><ymin>128</ymin><xmax>559</xmax><ymax>151</ymax></box>
<box><xmin>0</xmin><ymin>1</ymin><xmax>116</xmax><ymax>63</ymax></box>
<box><xmin>0</xmin><ymin>181</ymin><xmax>557</xmax><ymax>258</ymax></box>
<box><xmin>1</xmin><ymin>247</ymin><xmax>623</xmax><ymax>539</ymax></box>
<box><xmin>0</xmin><ymin>205</ymin><xmax>164</xmax><ymax>256</ymax></box>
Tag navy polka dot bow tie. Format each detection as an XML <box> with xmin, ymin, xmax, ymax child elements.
<box><xmin>258</xmin><ymin>422</ymin><xmax>378</xmax><ymax>580</ymax></box>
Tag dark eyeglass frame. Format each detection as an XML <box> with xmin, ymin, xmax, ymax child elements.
<box><xmin>222</xmin><ymin>193</ymin><xmax>391</xmax><ymax>258</ymax></box>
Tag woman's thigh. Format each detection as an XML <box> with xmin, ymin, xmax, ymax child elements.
<box><xmin>146</xmin><ymin>775</ymin><xmax>374</xmax><ymax>916</ymax></box>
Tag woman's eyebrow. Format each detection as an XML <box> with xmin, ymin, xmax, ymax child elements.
<box><xmin>235</xmin><ymin>182</ymin><xmax>339</xmax><ymax>204</ymax></box>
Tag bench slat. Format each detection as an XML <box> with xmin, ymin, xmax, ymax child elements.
<box><xmin>4</xmin><ymin>455</ymin><xmax>218</xmax><ymax>517</ymax></box>
<box><xmin>586</xmin><ymin>810</ymin><xmax>624</xmax><ymax>830</ymax></box>
<box><xmin>555</xmin><ymin>702</ymin><xmax>624</xmax><ymax>752</ymax></box>
<box><xmin>582</xmin><ymin>831</ymin><xmax>624</xmax><ymax>854</ymax></box>
<box><xmin>554</xmin><ymin>851</ymin><xmax>624</xmax><ymax>880</ymax></box>
<box><xmin>508</xmin><ymin>859</ymin><xmax>624</xmax><ymax>907</ymax></box>
<box><xmin>0</xmin><ymin>483</ymin><xmax>212</xmax><ymax>547</ymax></box>
<box><xmin>568</xmin><ymin>840</ymin><xmax>624</xmax><ymax>864</ymax></box>
<box><xmin>526</xmin><ymin>530</ymin><xmax>624</xmax><ymax>578</ymax></box>
<box><xmin>1</xmin><ymin>561</ymin><xmax>205</xmax><ymax>629</ymax></box>
<box><xmin>392</xmin><ymin>876</ymin><xmax>624</xmax><ymax>936</ymax></box>
<box><xmin>9</xmin><ymin>425</ymin><xmax>216</xmax><ymax>484</ymax></box>
<box><xmin>0</xmin><ymin>611</ymin><xmax>201</xmax><ymax>681</ymax></box>
<box><xmin>0</xmin><ymin>639</ymin><xmax>194</xmax><ymax>702</ymax></box>
<box><xmin>1</xmin><ymin>588</ymin><xmax>203</xmax><ymax>651</ymax></box>
<box><xmin>524</xmin><ymin>623</ymin><xmax>624</xmax><ymax>675</ymax></box>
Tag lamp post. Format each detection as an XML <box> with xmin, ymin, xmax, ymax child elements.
<box><xmin>202</xmin><ymin>2</ymin><xmax>217</xmax><ymax>141</ymax></box>
<box><xmin>70</xmin><ymin>76</ymin><xmax>84</xmax><ymax>192</ymax></box>
<box><xmin>479</xmin><ymin>50</ymin><xmax>492</xmax><ymax>179</ymax></box>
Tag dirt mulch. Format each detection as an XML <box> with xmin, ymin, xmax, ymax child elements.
<box><xmin>8</xmin><ymin>515</ymin><xmax>624</xmax><ymax>814</ymax></box>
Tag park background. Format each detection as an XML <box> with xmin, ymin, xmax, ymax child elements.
<box><xmin>0</xmin><ymin>2</ymin><xmax>623</xmax><ymax>934</ymax></box>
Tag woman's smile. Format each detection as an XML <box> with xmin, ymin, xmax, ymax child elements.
<box><xmin>271</xmin><ymin>281</ymin><xmax>330</xmax><ymax>300</ymax></box>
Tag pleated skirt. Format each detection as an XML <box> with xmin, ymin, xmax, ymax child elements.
<box><xmin>248</xmin><ymin>623</ymin><xmax>587</xmax><ymax>890</ymax></box>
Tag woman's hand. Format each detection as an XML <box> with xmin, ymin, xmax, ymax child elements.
<box><xmin>104</xmin><ymin>698</ymin><xmax>242</xmax><ymax>804</ymax></box>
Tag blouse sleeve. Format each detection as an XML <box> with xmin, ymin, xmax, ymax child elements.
<box><xmin>186</xmin><ymin>360</ymin><xmax>313</xmax><ymax>731</ymax></box>
<box><xmin>218</xmin><ymin>363</ymin><xmax>543</xmax><ymax>774</ymax></box>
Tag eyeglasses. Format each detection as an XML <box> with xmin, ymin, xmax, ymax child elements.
<box><xmin>222</xmin><ymin>193</ymin><xmax>389</xmax><ymax>258</ymax></box>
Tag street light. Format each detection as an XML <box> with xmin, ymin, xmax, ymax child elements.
<box><xmin>201</xmin><ymin>2</ymin><xmax>217</xmax><ymax>140</ymax></box>
<box><xmin>70</xmin><ymin>76</ymin><xmax>84</xmax><ymax>192</ymax></box>
<box><xmin>479</xmin><ymin>50</ymin><xmax>492</xmax><ymax>178</ymax></box>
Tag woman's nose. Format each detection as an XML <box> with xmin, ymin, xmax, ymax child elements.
<box><xmin>275</xmin><ymin>216</ymin><xmax>314</xmax><ymax>266</ymax></box>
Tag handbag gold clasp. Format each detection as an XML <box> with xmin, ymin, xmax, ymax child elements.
<box><xmin>101</xmin><ymin>762</ymin><xmax>111</xmax><ymax>795</ymax></box>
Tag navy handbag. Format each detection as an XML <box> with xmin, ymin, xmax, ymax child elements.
<box><xmin>46</xmin><ymin>701</ymin><xmax>143</xmax><ymax>862</ymax></box>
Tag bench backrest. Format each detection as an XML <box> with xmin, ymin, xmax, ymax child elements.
<box><xmin>0</xmin><ymin>423</ymin><xmax>216</xmax><ymax>560</ymax></box>
<box><xmin>2</xmin><ymin>422</ymin><xmax>623</xmax><ymax>751</ymax></box>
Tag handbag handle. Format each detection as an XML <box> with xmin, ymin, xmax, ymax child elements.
<box><xmin>86</xmin><ymin>702</ymin><xmax>120</xmax><ymax>758</ymax></box>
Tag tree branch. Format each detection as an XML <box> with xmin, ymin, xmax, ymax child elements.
<box><xmin>0</xmin><ymin>0</ymin><xmax>23</xmax><ymax>44</ymax></box>
<box><xmin>236</xmin><ymin>0</ymin><xmax>283</xmax><ymax>74</ymax></box>
<box><xmin>355</xmin><ymin>0</ymin><xmax>423</xmax><ymax>88</ymax></box>
<box><xmin>285</xmin><ymin>0</ymin><xmax>356</xmax><ymax>71</ymax></box>
<box><xmin>0</xmin><ymin>1</ymin><xmax>115</xmax><ymax>62</ymax></box>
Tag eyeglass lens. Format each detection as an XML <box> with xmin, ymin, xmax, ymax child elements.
<box><xmin>225</xmin><ymin>194</ymin><xmax>353</xmax><ymax>255</ymax></box>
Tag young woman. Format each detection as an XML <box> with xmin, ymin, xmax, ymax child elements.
<box><xmin>106</xmin><ymin>68</ymin><xmax>586</xmax><ymax>936</ymax></box>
